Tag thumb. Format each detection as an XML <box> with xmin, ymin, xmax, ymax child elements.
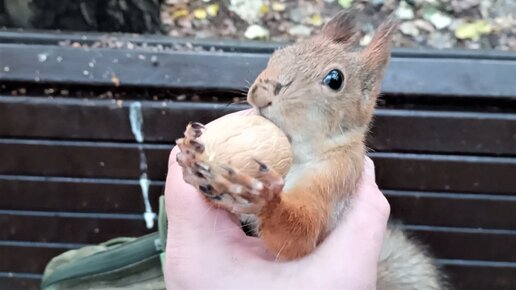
<box><xmin>165</xmin><ymin>146</ymin><xmax>244</xmax><ymax>248</ymax></box>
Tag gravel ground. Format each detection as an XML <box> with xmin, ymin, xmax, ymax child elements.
<box><xmin>161</xmin><ymin>0</ymin><xmax>516</xmax><ymax>50</ymax></box>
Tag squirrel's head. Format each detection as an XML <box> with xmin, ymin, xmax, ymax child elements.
<box><xmin>247</xmin><ymin>10</ymin><xmax>398</xmax><ymax>146</ymax></box>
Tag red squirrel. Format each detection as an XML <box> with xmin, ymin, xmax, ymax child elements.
<box><xmin>176</xmin><ymin>10</ymin><xmax>446</xmax><ymax>290</ymax></box>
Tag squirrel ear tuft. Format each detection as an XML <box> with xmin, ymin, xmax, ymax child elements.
<box><xmin>321</xmin><ymin>9</ymin><xmax>360</xmax><ymax>44</ymax></box>
<box><xmin>360</xmin><ymin>16</ymin><xmax>399</xmax><ymax>102</ymax></box>
<box><xmin>362</xmin><ymin>16</ymin><xmax>399</xmax><ymax>70</ymax></box>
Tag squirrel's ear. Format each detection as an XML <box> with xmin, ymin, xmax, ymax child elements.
<box><xmin>321</xmin><ymin>9</ymin><xmax>360</xmax><ymax>44</ymax></box>
<box><xmin>360</xmin><ymin>17</ymin><xmax>398</xmax><ymax>102</ymax></box>
<box><xmin>362</xmin><ymin>16</ymin><xmax>398</xmax><ymax>71</ymax></box>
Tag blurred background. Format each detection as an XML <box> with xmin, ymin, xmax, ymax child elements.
<box><xmin>1</xmin><ymin>0</ymin><xmax>515</xmax><ymax>50</ymax></box>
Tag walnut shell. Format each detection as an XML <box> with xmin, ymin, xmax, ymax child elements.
<box><xmin>198</xmin><ymin>115</ymin><xmax>292</xmax><ymax>177</ymax></box>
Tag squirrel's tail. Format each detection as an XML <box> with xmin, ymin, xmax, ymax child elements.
<box><xmin>377</xmin><ymin>224</ymin><xmax>449</xmax><ymax>290</ymax></box>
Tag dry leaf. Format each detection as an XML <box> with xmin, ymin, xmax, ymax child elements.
<box><xmin>272</xmin><ymin>2</ymin><xmax>286</xmax><ymax>12</ymax></box>
<box><xmin>193</xmin><ymin>8</ymin><xmax>207</xmax><ymax>19</ymax></box>
<box><xmin>307</xmin><ymin>14</ymin><xmax>323</xmax><ymax>26</ymax></box>
<box><xmin>244</xmin><ymin>24</ymin><xmax>270</xmax><ymax>39</ymax></box>
<box><xmin>455</xmin><ymin>20</ymin><xmax>492</xmax><ymax>40</ymax></box>
<box><xmin>338</xmin><ymin>0</ymin><xmax>354</xmax><ymax>9</ymax></box>
<box><xmin>171</xmin><ymin>8</ymin><xmax>189</xmax><ymax>20</ymax></box>
<box><xmin>206</xmin><ymin>4</ymin><xmax>219</xmax><ymax>17</ymax></box>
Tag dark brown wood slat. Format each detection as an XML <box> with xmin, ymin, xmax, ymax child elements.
<box><xmin>441</xmin><ymin>261</ymin><xmax>516</xmax><ymax>290</ymax></box>
<box><xmin>2</xmin><ymin>210</ymin><xmax>515</xmax><ymax>262</ymax></box>
<box><xmin>405</xmin><ymin>226</ymin><xmax>516</xmax><ymax>262</ymax></box>
<box><xmin>4</xmin><ymin>176</ymin><xmax>516</xmax><ymax>230</ymax></box>
<box><xmin>0</xmin><ymin>276</ymin><xmax>41</xmax><ymax>290</ymax></box>
<box><xmin>0</xmin><ymin>213</ymin><xmax>151</xmax><ymax>244</ymax></box>
<box><xmin>387</xmin><ymin>191</ymin><xmax>516</xmax><ymax>229</ymax></box>
<box><xmin>372</xmin><ymin>153</ymin><xmax>516</xmax><ymax>195</ymax></box>
<box><xmin>1</xmin><ymin>44</ymin><xmax>516</xmax><ymax>97</ymax></box>
<box><xmin>0</xmin><ymin>139</ymin><xmax>172</xmax><ymax>179</ymax></box>
<box><xmin>2</xmin><ymin>97</ymin><xmax>516</xmax><ymax>155</ymax></box>
<box><xmin>0</xmin><ymin>176</ymin><xmax>163</xmax><ymax>213</ymax></box>
<box><xmin>0</xmin><ymin>97</ymin><xmax>241</xmax><ymax>143</ymax></box>
<box><xmin>2</xmin><ymin>140</ymin><xmax>516</xmax><ymax>194</ymax></box>
<box><xmin>370</xmin><ymin>110</ymin><xmax>516</xmax><ymax>155</ymax></box>
<box><xmin>0</xmin><ymin>244</ymin><xmax>67</xmax><ymax>273</ymax></box>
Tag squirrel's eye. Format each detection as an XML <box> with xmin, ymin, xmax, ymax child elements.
<box><xmin>322</xmin><ymin>69</ymin><xmax>344</xmax><ymax>91</ymax></box>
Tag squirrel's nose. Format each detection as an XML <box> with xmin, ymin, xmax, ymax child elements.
<box><xmin>247</xmin><ymin>84</ymin><xmax>272</xmax><ymax>109</ymax></box>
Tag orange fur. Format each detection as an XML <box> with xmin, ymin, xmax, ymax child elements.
<box><xmin>259</xmin><ymin>139</ymin><xmax>365</xmax><ymax>259</ymax></box>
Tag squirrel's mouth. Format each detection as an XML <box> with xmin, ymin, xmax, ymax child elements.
<box><xmin>255</xmin><ymin>106</ymin><xmax>292</xmax><ymax>143</ymax></box>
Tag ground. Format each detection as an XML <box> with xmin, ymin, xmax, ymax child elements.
<box><xmin>161</xmin><ymin>0</ymin><xmax>516</xmax><ymax>50</ymax></box>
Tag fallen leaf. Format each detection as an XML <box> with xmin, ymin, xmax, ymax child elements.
<box><xmin>423</xmin><ymin>5</ymin><xmax>452</xmax><ymax>30</ymax></box>
<box><xmin>455</xmin><ymin>20</ymin><xmax>492</xmax><ymax>40</ymax></box>
<box><xmin>414</xmin><ymin>19</ymin><xmax>435</xmax><ymax>32</ymax></box>
<box><xmin>271</xmin><ymin>2</ymin><xmax>286</xmax><ymax>12</ymax></box>
<box><xmin>171</xmin><ymin>8</ymin><xmax>189</xmax><ymax>20</ymax></box>
<box><xmin>244</xmin><ymin>24</ymin><xmax>270</xmax><ymax>39</ymax></box>
<box><xmin>399</xmin><ymin>21</ymin><xmax>419</xmax><ymax>36</ymax></box>
<box><xmin>288</xmin><ymin>25</ymin><xmax>312</xmax><ymax>37</ymax></box>
<box><xmin>451</xmin><ymin>0</ymin><xmax>480</xmax><ymax>13</ymax></box>
<box><xmin>206</xmin><ymin>4</ymin><xmax>219</xmax><ymax>17</ymax></box>
<box><xmin>338</xmin><ymin>0</ymin><xmax>354</xmax><ymax>9</ymax></box>
<box><xmin>307</xmin><ymin>14</ymin><xmax>323</xmax><ymax>27</ymax></box>
<box><xmin>395</xmin><ymin>1</ymin><xmax>415</xmax><ymax>20</ymax></box>
<box><xmin>229</xmin><ymin>0</ymin><xmax>265</xmax><ymax>24</ymax></box>
<box><xmin>193</xmin><ymin>8</ymin><xmax>207</xmax><ymax>20</ymax></box>
<box><xmin>260</xmin><ymin>3</ymin><xmax>269</xmax><ymax>14</ymax></box>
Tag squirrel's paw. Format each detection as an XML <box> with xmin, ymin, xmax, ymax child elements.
<box><xmin>209</xmin><ymin>160</ymin><xmax>284</xmax><ymax>214</ymax></box>
<box><xmin>176</xmin><ymin>121</ymin><xmax>205</xmax><ymax>166</ymax></box>
<box><xmin>176</xmin><ymin>122</ymin><xmax>283</xmax><ymax>214</ymax></box>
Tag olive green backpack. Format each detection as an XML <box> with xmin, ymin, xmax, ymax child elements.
<box><xmin>41</xmin><ymin>196</ymin><xmax>168</xmax><ymax>290</ymax></box>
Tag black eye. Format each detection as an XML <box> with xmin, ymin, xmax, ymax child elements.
<box><xmin>322</xmin><ymin>69</ymin><xmax>344</xmax><ymax>91</ymax></box>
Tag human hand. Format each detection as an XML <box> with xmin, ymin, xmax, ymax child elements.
<box><xmin>164</xmin><ymin>109</ymin><xmax>390</xmax><ymax>290</ymax></box>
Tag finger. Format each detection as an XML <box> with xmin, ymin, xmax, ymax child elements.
<box><xmin>165</xmin><ymin>146</ymin><xmax>244</xmax><ymax>244</ymax></box>
<box><xmin>228</xmin><ymin>108</ymin><xmax>256</xmax><ymax>117</ymax></box>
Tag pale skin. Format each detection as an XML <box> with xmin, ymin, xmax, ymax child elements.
<box><xmin>164</xmin><ymin>110</ymin><xmax>391</xmax><ymax>290</ymax></box>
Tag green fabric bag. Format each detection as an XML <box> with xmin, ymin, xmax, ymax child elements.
<box><xmin>41</xmin><ymin>196</ymin><xmax>168</xmax><ymax>290</ymax></box>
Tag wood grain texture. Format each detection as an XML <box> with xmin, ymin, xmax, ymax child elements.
<box><xmin>2</xmin><ymin>97</ymin><xmax>515</xmax><ymax>155</ymax></box>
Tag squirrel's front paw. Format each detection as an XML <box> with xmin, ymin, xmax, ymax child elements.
<box><xmin>176</xmin><ymin>121</ymin><xmax>284</xmax><ymax>214</ymax></box>
<box><xmin>209</xmin><ymin>160</ymin><xmax>284</xmax><ymax>214</ymax></box>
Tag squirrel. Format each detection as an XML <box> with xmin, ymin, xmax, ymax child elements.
<box><xmin>176</xmin><ymin>9</ymin><xmax>446</xmax><ymax>290</ymax></box>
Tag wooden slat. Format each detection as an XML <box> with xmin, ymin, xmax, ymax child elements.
<box><xmin>2</xmin><ymin>209</ymin><xmax>515</xmax><ymax>262</ymax></box>
<box><xmin>405</xmin><ymin>226</ymin><xmax>516</xmax><ymax>262</ymax></box>
<box><xmin>370</xmin><ymin>110</ymin><xmax>516</xmax><ymax>155</ymax></box>
<box><xmin>1</xmin><ymin>44</ymin><xmax>516</xmax><ymax>97</ymax></box>
<box><xmin>372</xmin><ymin>153</ymin><xmax>516</xmax><ymax>195</ymax></box>
<box><xmin>2</xmin><ymin>97</ymin><xmax>516</xmax><ymax>155</ymax></box>
<box><xmin>3</xmin><ymin>176</ymin><xmax>516</xmax><ymax>230</ymax></box>
<box><xmin>2</xmin><ymin>140</ymin><xmax>516</xmax><ymax>194</ymax></box>
<box><xmin>3</xmin><ymin>29</ymin><xmax>516</xmax><ymax>61</ymax></box>
<box><xmin>441</xmin><ymin>261</ymin><xmax>516</xmax><ymax>290</ymax></box>
<box><xmin>0</xmin><ymin>139</ymin><xmax>172</xmax><ymax>179</ymax></box>
<box><xmin>0</xmin><ymin>243</ymin><xmax>68</xmax><ymax>273</ymax></box>
<box><xmin>0</xmin><ymin>96</ymin><xmax>240</xmax><ymax>143</ymax></box>
<box><xmin>0</xmin><ymin>212</ymin><xmax>151</xmax><ymax>244</ymax></box>
<box><xmin>0</xmin><ymin>273</ymin><xmax>41</xmax><ymax>290</ymax></box>
<box><xmin>387</xmin><ymin>191</ymin><xmax>516</xmax><ymax>229</ymax></box>
<box><xmin>0</xmin><ymin>176</ymin><xmax>163</xmax><ymax>213</ymax></box>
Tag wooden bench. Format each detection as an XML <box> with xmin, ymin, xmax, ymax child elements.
<box><xmin>1</xmin><ymin>30</ymin><xmax>516</xmax><ymax>290</ymax></box>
